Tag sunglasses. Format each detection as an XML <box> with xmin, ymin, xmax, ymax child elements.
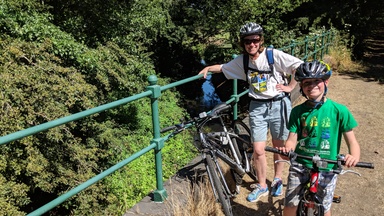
<box><xmin>244</xmin><ymin>38</ymin><xmax>261</xmax><ymax>45</ymax></box>
<box><xmin>301</xmin><ymin>79</ymin><xmax>323</xmax><ymax>88</ymax></box>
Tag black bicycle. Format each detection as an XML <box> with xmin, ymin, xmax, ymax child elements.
<box><xmin>265</xmin><ymin>146</ymin><xmax>374</xmax><ymax>216</ymax></box>
<box><xmin>161</xmin><ymin>102</ymin><xmax>254</xmax><ymax>216</ymax></box>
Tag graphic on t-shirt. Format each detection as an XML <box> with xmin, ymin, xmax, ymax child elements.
<box><xmin>321</xmin><ymin>139</ymin><xmax>330</xmax><ymax>150</ymax></box>
<box><xmin>308</xmin><ymin>139</ymin><xmax>317</xmax><ymax>148</ymax></box>
<box><xmin>321</xmin><ymin>129</ymin><xmax>330</xmax><ymax>139</ymax></box>
<box><xmin>249</xmin><ymin>71</ymin><xmax>270</xmax><ymax>93</ymax></box>
<box><xmin>300</xmin><ymin>115</ymin><xmax>308</xmax><ymax>137</ymax></box>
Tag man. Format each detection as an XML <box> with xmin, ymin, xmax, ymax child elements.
<box><xmin>198</xmin><ymin>22</ymin><xmax>303</xmax><ymax>202</ymax></box>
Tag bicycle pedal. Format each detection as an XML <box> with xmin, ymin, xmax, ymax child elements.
<box><xmin>250</xmin><ymin>183</ymin><xmax>257</xmax><ymax>189</ymax></box>
<box><xmin>333</xmin><ymin>195</ymin><xmax>341</xmax><ymax>203</ymax></box>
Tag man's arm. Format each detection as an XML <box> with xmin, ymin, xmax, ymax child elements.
<box><xmin>276</xmin><ymin>73</ymin><xmax>298</xmax><ymax>93</ymax></box>
<box><xmin>198</xmin><ymin>64</ymin><xmax>222</xmax><ymax>79</ymax></box>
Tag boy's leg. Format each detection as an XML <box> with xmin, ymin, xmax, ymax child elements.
<box><xmin>284</xmin><ymin>164</ymin><xmax>309</xmax><ymax>215</ymax></box>
<box><xmin>319</xmin><ymin>172</ymin><xmax>338</xmax><ymax>215</ymax></box>
<box><xmin>283</xmin><ymin>206</ymin><xmax>297</xmax><ymax>216</ymax></box>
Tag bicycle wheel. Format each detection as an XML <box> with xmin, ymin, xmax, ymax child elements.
<box><xmin>205</xmin><ymin>154</ymin><xmax>233</xmax><ymax>216</ymax></box>
<box><xmin>297</xmin><ymin>198</ymin><xmax>325</xmax><ymax>216</ymax></box>
<box><xmin>232</xmin><ymin>120</ymin><xmax>257</xmax><ymax>180</ymax></box>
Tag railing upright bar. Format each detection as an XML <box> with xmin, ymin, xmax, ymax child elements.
<box><xmin>304</xmin><ymin>36</ymin><xmax>309</xmax><ymax>61</ymax></box>
<box><xmin>290</xmin><ymin>40</ymin><xmax>296</xmax><ymax>56</ymax></box>
<box><xmin>313</xmin><ymin>35</ymin><xmax>318</xmax><ymax>60</ymax></box>
<box><xmin>320</xmin><ymin>31</ymin><xmax>325</xmax><ymax>59</ymax></box>
<box><xmin>147</xmin><ymin>75</ymin><xmax>168</xmax><ymax>202</ymax></box>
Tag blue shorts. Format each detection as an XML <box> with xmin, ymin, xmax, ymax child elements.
<box><xmin>284</xmin><ymin>165</ymin><xmax>338</xmax><ymax>213</ymax></box>
<box><xmin>249</xmin><ymin>96</ymin><xmax>291</xmax><ymax>142</ymax></box>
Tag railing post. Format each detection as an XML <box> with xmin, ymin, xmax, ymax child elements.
<box><xmin>313</xmin><ymin>35</ymin><xmax>318</xmax><ymax>60</ymax></box>
<box><xmin>231</xmin><ymin>54</ymin><xmax>239</xmax><ymax>120</ymax></box>
<box><xmin>290</xmin><ymin>40</ymin><xmax>296</xmax><ymax>56</ymax></box>
<box><xmin>232</xmin><ymin>79</ymin><xmax>238</xmax><ymax>120</ymax></box>
<box><xmin>326</xmin><ymin>30</ymin><xmax>332</xmax><ymax>54</ymax></box>
<box><xmin>304</xmin><ymin>36</ymin><xmax>309</xmax><ymax>61</ymax></box>
<box><xmin>147</xmin><ymin>75</ymin><xmax>168</xmax><ymax>202</ymax></box>
<box><xmin>320</xmin><ymin>31</ymin><xmax>325</xmax><ymax>59</ymax></box>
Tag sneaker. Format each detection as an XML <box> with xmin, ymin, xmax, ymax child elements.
<box><xmin>246</xmin><ymin>184</ymin><xmax>269</xmax><ymax>202</ymax></box>
<box><xmin>271</xmin><ymin>178</ymin><xmax>283</xmax><ymax>197</ymax></box>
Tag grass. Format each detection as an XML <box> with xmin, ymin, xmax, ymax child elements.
<box><xmin>323</xmin><ymin>43</ymin><xmax>365</xmax><ymax>74</ymax></box>
<box><xmin>168</xmin><ymin>179</ymin><xmax>224</xmax><ymax>216</ymax></box>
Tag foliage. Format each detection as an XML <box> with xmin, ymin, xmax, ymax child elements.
<box><xmin>0</xmin><ymin>0</ymin><xmax>193</xmax><ymax>214</ymax></box>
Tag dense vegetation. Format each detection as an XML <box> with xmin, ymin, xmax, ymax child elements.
<box><xmin>0</xmin><ymin>0</ymin><xmax>381</xmax><ymax>215</ymax></box>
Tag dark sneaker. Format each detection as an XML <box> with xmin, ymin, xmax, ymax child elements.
<box><xmin>271</xmin><ymin>178</ymin><xmax>283</xmax><ymax>197</ymax></box>
<box><xmin>246</xmin><ymin>184</ymin><xmax>269</xmax><ymax>202</ymax></box>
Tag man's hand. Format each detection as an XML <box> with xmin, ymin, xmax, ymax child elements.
<box><xmin>276</xmin><ymin>84</ymin><xmax>294</xmax><ymax>93</ymax></box>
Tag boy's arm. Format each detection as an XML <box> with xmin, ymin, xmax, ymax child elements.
<box><xmin>343</xmin><ymin>130</ymin><xmax>361</xmax><ymax>167</ymax></box>
<box><xmin>285</xmin><ymin>132</ymin><xmax>298</xmax><ymax>151</ymax></box>
<box><xmin>277</xmin><ymin>132</ymin><xmax>298</xmax><ymax>160</ymax></box>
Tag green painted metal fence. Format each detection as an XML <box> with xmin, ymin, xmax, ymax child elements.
<box><xmin>0</xmin><ymin>30</ymin><xmax>334</xmax><ymax>215</ymax></box>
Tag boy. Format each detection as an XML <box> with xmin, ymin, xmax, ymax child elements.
<box><xmin>279</xmin><ymin>60</ymin><xmax>361</xmax><ymax>216</ymax></box>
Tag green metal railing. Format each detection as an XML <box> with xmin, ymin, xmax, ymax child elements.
<box><xmin>0</xmin><ymin>29</ymin><xmax>334</xmax><ymax>215</ymax></box>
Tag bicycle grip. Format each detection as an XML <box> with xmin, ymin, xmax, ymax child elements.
<box><xmin>265</xmin><ymin>146</ymin><xmax>279</xmax><ymax>153</ymax></box>
<box><xmin>265</xmin><ymin>146</ymin><xmax>290</xmax><ymax>157</ymax></box>
<box><xmin>355</xmin><ymin>161</ymin><xmax>374</xmax><ymax>169</ymax></box>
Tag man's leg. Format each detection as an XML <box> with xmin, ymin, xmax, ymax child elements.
<box><xmin>272</xmin><ymin>139</ymin><xmax>285</xmax><ymax>179</ymax></box>
<box><xmin>253</xmin><ymin>141</ymin><xmax>267</xmax><ymax>188</ymax></box>
<box><xmin>246</xmin><ymin>141</ymin><xmax>269</xmax><ymax>202</ymax></box>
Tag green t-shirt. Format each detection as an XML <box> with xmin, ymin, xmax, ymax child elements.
<box><xmin>288</xmin><ymin>99</ymin><xmax>358</xmax><ymax>171</ymax></box>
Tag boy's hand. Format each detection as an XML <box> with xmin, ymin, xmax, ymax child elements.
<box><xmin>276</xmin><ymin>147</ymin><xmax>293</xmax><ymax>160</ymax></box>
<box><xmin>344</xmin><ymin>154</ymin><xmax>359</xmax><ymax>167</ymax></box>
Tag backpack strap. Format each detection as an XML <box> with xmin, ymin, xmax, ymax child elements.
<box><xmin>266</xmin><ymin>46</ymin><xmax>274</xmax><ymax>71</ymax></box>
<box><xmin>266</xmin><ymin>46</ymin><xmax>289</xmax><ymax>85</ymax></box>
<box><xmin>243</xmin><ymin>53</ymin><xmax>249</xmax><ymax>82</ymax></box>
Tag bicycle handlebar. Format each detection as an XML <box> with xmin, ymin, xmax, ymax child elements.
<box><xmin>161</xmin><ymin>102</ymin><xmax>232</xmax><ymax>134</ymax></box>
<box><xmin>265</xmin><ymin>146</ymin><xmax>374</xmax><ymax>169</ymax></box>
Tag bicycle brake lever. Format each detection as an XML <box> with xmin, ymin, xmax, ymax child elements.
<box><xmin>340</xmin><ymin>170</ymin><xmax>361</xmax><ymax>176</ymax></box>
<box><xmin>274</xmin><ymin>159</ymin><xmax>291</xmax><ymax>166</ymax></box>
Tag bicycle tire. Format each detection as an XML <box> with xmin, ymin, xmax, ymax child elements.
<box><xmin>232</xmin><ymin>120</ymin><xmax>257</xmax><ymax>180</ymax></box>
<box><xmin>297</xmin><ymin>198</ymin><xmax>324</xmax><ymax>216</ymax></box>
<box><xmin>205</xmin><ymin>154</ymin><xmax>233</xmax><ymax>216</ymax></box>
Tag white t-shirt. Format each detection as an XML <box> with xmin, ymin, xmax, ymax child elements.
<box><xmin>221</xmin><ymin>49</ymin><xmax>303</xmax><ymax>100</ymax></box>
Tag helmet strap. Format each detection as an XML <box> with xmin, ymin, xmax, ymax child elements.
<box><xmin>303</xmin><ymin>83</ymin><xmax>328</xmax><ymax>109</ymax></box>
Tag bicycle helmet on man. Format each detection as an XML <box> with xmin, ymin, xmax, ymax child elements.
<box><xmin>239</xmin><ymin>22</ymin><xmax>263</xmax><ymax>38</ymax></box>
